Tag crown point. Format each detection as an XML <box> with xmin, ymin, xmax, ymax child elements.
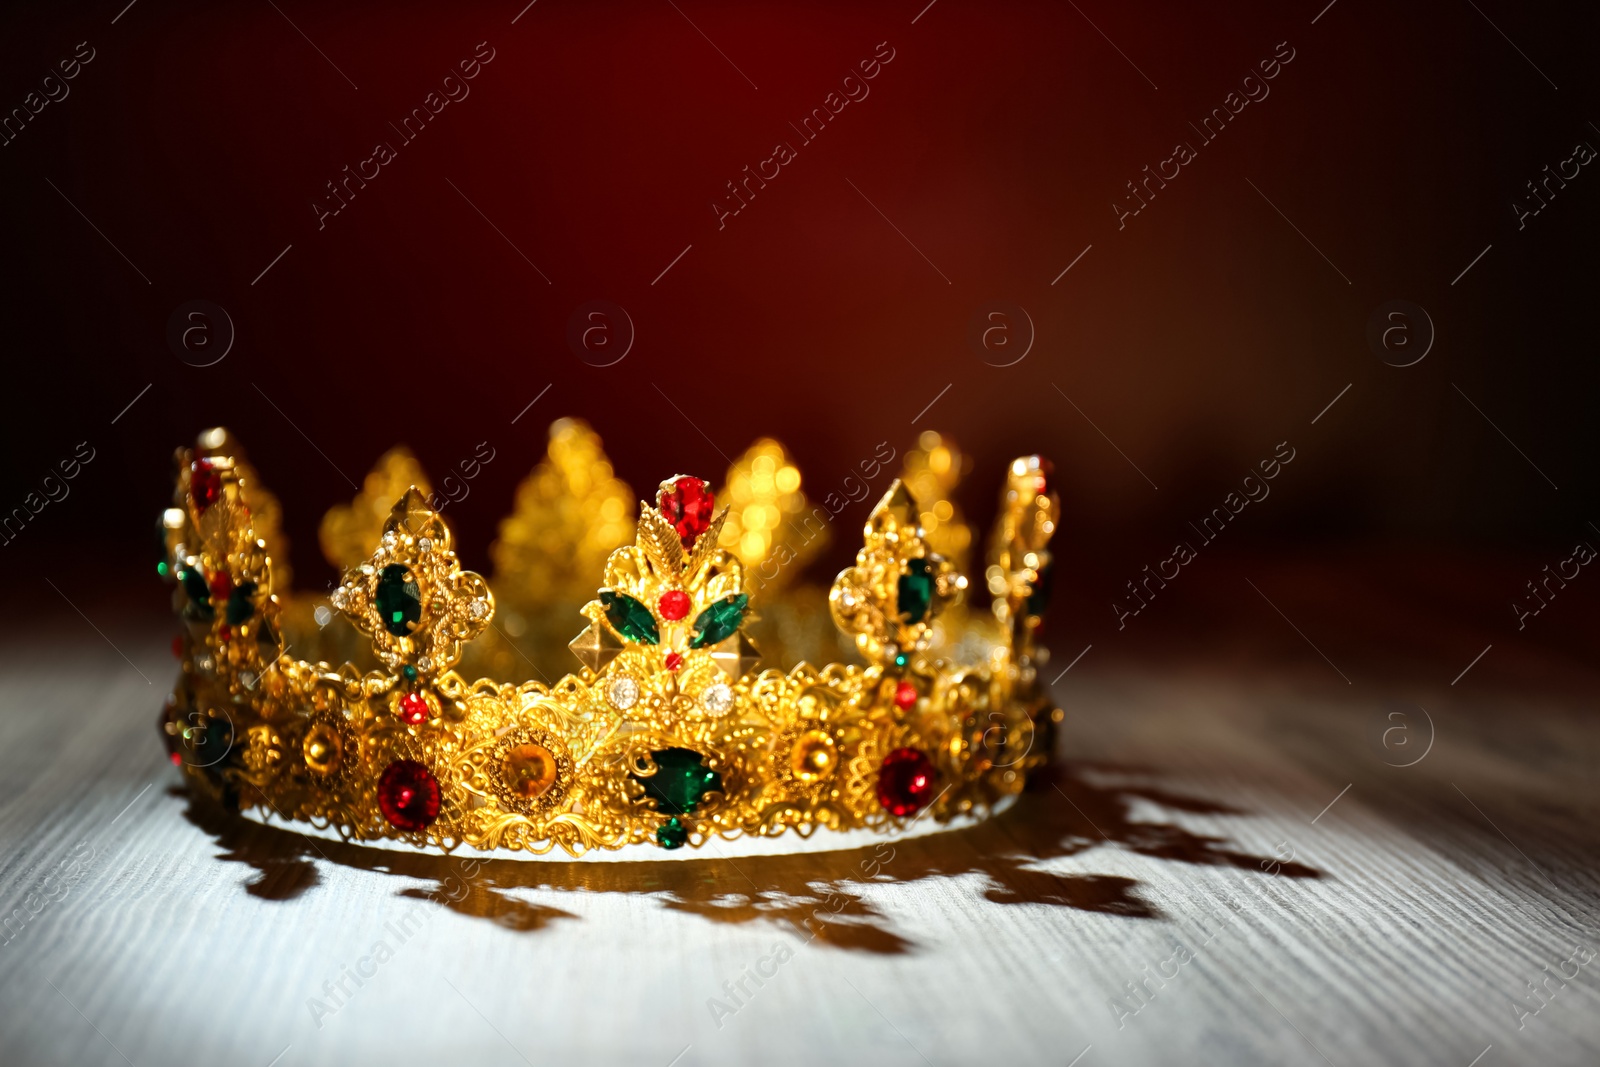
<box><xmin>869</xmin><ymin>480</ymin><xmax>921</xmax><ymax>539</ymax></box>
<box><xmin>657</xmin><ymin>475</ymin><xmax>714</xmax><ymax>549</ymax></box>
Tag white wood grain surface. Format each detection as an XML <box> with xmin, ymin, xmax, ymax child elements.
<box><xmin>1</xmin><ymin>574</ymin><xmax>1596</xmax><ymax>1067</ymax></box>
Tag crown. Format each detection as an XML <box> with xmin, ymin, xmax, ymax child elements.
<box><xmin>158</xmin><ymin>422</ymin><xmax>1060</xmax><ymax>856</ymax></box>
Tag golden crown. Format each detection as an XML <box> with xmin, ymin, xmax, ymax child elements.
<box><xmin>159</xmin><ymin>421</ymin><xmax>1060</xmax><ymax>856</ymax></box>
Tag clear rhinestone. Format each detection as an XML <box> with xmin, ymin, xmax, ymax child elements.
<box><xmin>314</xmin><ymin>604</ymin><xmax>333</xmax><ymax>627</ymax></box>
<box><xmin>468</xmin><ymin>599</ymin><xmax>488</xmax><ymax>619</ymax></box>
<box><xmin>417</xmin><ymin>655</ymin><xmax>433</xmax><ymax>672</ymax></box>
<box><xmin>240</xmin><ymin>670</ymin><xmax>257</xmax><ymax>690</ymax></box>
<box><xmin>196</xmin><ymin>655</ymin><xmax>214</xmax><ymax>674</ymax></box>
<box><xmin>382</xmin><ymin>530</ymin><xmax>397</xmax><ymax>548</ymax></box>
<box><xmin>418</xmin><ymin>537</ymin><xmax>433</xmax><ymax>554</ymax></box>
<box><xmin>607</xmin><ymin>675</ymin><xmax>640</xmax><ymax>711</ymax></box>
<box><xmin>840</xmin><ymin>589</ymin><xmax>856</xmax><ymax>608</ymax></box>
<box><xmin>329</xmin><ymin>588</ymin><xmax>347</xmax><ymax>611</ymax></box>
<box><xmin>700</xmin><ymin>682</ymin><xmax>734</xmax><ymax>717</ymax></box>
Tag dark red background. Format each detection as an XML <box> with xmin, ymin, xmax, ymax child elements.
<box><xmin>2</xmin><ymin>1</ymin><xmax>1596</xmax><ymax>637</ymax></box>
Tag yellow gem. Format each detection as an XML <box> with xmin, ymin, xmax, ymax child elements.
<box><xmin>789</xmin><ymin>730</ymin><xmax>837</xmax><ymax>782</ymax></box>
<box><xmin>504</xmin><ymin>743</ymin><xmax>559</xmax><ymax>799</ymax></box>
<box><xmin>303</xmin><ymin>723</ymin><xmax>342</xmax><ymax>774</ymax></box>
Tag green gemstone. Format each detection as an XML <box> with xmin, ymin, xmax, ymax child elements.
<box><xmin>894</xmin><ymin>652</ymin><xmax>909</xmax><ymax>668</ymax></box>
<box><xmin>156</xmin><ymin>560</ymin><xmax>169</xmax><ymax>578</ymax></box>
<box><xmin>375</xmin><ymin>564</ymin><xmax>422</xmax><ymax>637</ymax></box>
<box><xmin>634</xmin><ymin>748</ymin><xmax>721</xmax><ymax>816</ymax></box>
<box><xmin>689</xmin><ymin>594</ymin><xmax>747</xmax><ymax>648</ymax></box>
<box><xmin>179</xmin><ymin>568</ymin><xmax>213</xmax><ymax>620</ymax></box>
<box><xmin>1027</xmin><ymin>560</ymin><xmax>1054</xmax><ymax>618</ymax></box>
<box><xmin>225</xmin><ymin>581</ymin><xmax>257</xmax><ymax>625</ymax></box>
<box><xmin>401</xmin><ymin>664</ymin><xmax>419</xmax><ymax>682</ymax></box>
<box><xmin>600</xmin><ymin>590</ymin><xmax>659</xmax><ymax>645</ymax></box>
<box><xmin>657</xmin><ymin>817</ymin><xmax>689</xmax><ymax>850</ymax></box>
<box><xmin>897</xmin><ymin>558</ymin><xmax>934</xmax><ymax>625</ymax></box>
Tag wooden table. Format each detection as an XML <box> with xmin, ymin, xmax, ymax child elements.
<box><xmin>3</xmin><ymin>557</ymin><xmax>1596</xmax><ymax>1066</ymax></box>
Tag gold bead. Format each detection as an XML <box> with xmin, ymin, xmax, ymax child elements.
<box><xmin>503</xmin><ymin>743</ymin><xmax>559</xmax><ymax>799</ymax></box>
<box><xmin>789</xmin><ymin>730</ymin><xmax>837</xmax><ymax>782</ymax></box>
<box><xmin>303</xmin><ymin>723</ymin><xmax>342</xmax><ymax>774</ymax></box>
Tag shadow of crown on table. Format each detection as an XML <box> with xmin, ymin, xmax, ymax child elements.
<box><xmin>181</xmin><ymin>764</ymin><xmax>1318</xmax><ymax>953</ymax></box>
<box><xmin>178</xmin><ymin>761</ymin><xmax>1321</xmax><ymax>955</ymax></box>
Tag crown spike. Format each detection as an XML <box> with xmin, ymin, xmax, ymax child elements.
<box><xmin>321</xmin><ymin>446</ymin><xmax>432</xmax><ymax>571</ymax></box>
<box><xmin>492</xmin><ymin>419</ymin><xmax>635</xmax><ymax>605</ymax></box>
<box><xmin>899</xmin><ymin>431</ymin><xmax>973</xmax><ymax>576</ymax></box>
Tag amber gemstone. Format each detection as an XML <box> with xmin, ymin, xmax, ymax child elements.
<box><xmin>303</xmin><ymin>723</ymin><xmax>342</xmax><ymax>774</ymax></box>
<box><xmin>789</xmin><ymin>730</ymin><xmax>838</xmax><ymax>782</ymax></box>
<box><xmin>398</xmin><ymin>691</ymin><xmax>430</xmax><ymax>725</ymax></box>
<box><xmin>378</xmin><ymin>759</ymin><xmax>441</xmax><ymax>831</ymax></box>
<box><xmin>658</xmin><ymin>476</ymin><xmax>714</xmax><ymax>548</ymax></box>
<box><xmin>876</xmin><ymin>747</ymin><xmax>936</xmax><ymax>816</ymax></box>
<box><xmin>658</xmin><ymin>590</ymin><xmax>691</xmax><ymax>621</ymax></box>
<box><xmin>503</xmin><ymin>743</ymin><xmax>559</xmax><ymax>799</ymax></box>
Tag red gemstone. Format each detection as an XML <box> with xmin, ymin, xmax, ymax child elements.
<box><xmin>894</xmin><ymin>681</ymin><xmax>918</xmax><ymax>710</ymax></box>
<box><xmin>665</xmin><ymin>651</ymin><xmax>684</xmax><ymax>671</ymax></box>
<box><xmin>658</xmin><ymin>590</ymin><xmax>691</xmax><ymax>621</ymax></box>
<box><xmin>208</xmin><ymin>572</ymin><xmax>233</xmax><ymax>600</ymax></box>
<box><xmin>171</xmin><ymin>635</ymin><xmax>184</xmax><ymax>659</ymax></box>
<box><xmin>378</xmin><ymin>759</ymin><xmax>441</xmax><ymax>831</ymax></box>
<box><xmin>876</xmin><ymin>747</ymin><xmax>937</xmax><ymax>816</ymax></box>
<box><xmin>169</xmin><ymin>751</ymin><xmax>184</xmax><ymax>766</ymax></box>
<box><xmin>398</xmin><ymin>691</ymin><xmax>430</xmax><ymax>725</ymax></box>
<box><xmin>191</xmin><ymin>459</ymin><xmax>222</xmax><ymax>512</ymax></box>
<box><xmin>217</xmin><ymin>624</ymin><xmax>232</xmax><ymax>642</ymax></box>
<box><xmin>658</xmin><ymin>476</ymin><xmax>714</xmax><ymax>549</ymax></box>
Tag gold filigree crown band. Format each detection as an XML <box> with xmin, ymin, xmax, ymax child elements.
<box><xmin>159</xmin><ymin>422</ymin><xmax>1060</xmax><ymax>857</ymax></box>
